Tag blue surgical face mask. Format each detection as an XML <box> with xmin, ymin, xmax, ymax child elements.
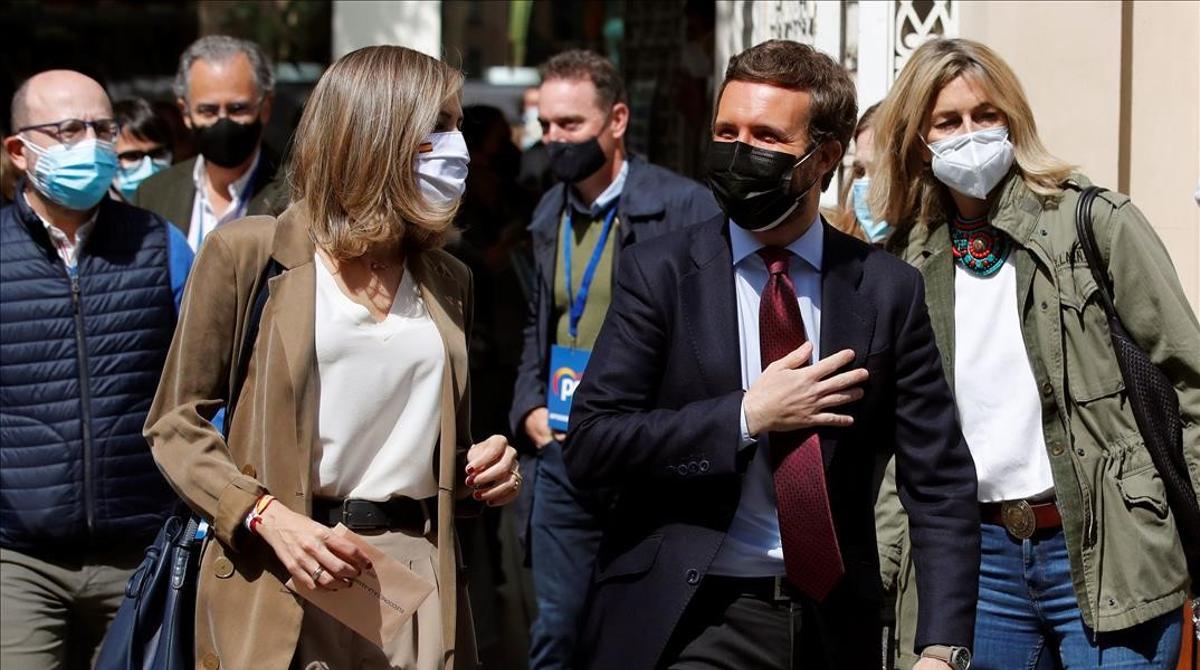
<box><xmin>851</xmin><ymin>177</ymin><xmax>890</xmax><ymax>242</ymax></box>
<box><xmin>114</xmin><ymin>154</ymin><xmax>171</xmax><ymax>201</ymax></box>
<box><xmin>21</xmin><ymin>137</ymin><xmax>119</xmax><ymax>211</ymax></box>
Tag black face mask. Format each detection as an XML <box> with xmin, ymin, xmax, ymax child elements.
<box><xmin>704</xmin><ymin>140</ymin><xmax>821</xmax><ymax>232</ymax></box>
<box><xmin>192</xmin><ymin>117</ymin><xmax>263</xmax><ymax>169</ymax></box>
<box><xmin>547</xmin><ymin>136</ymin><xmax>608</xmax><ymax>184</ymax></box>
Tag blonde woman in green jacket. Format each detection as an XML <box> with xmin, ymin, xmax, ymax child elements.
<box><xmin>871</xmin><ymin>38</ymin><xmax>1200</xmax><ymax>670</ymax></box>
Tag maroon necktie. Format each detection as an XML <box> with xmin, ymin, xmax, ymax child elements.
<box><xmin>757</xmin><ymin>246</ymin><xmax>844</xmax><ymax>601</ymax></box>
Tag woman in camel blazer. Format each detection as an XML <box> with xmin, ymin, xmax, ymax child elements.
<box><xmin>144</xmin><ymin>46</ymin><xmax>520</xmax><ymax>670</ymax></box>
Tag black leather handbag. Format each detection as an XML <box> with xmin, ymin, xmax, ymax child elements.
<box><xmin>1072</xmin><ymin>185</ymin><xmax>1200</xmax><ymax>589</ymax></box>
<box><xmin>95</xmin><ymin>259</ymin><xmax>281</xmax><ymax>670</ymax></box>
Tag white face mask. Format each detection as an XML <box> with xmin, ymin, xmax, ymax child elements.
<box><xmin>926</xmin><ymin>126</ymin><xmax>1015</xmax><ymax>200</ymax></box>
<box><xmin>415</xmin><ymin>131</ymin><xmax>470</xmax><ymax>207</ymax></box>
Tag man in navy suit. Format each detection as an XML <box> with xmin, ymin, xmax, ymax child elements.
<box><xmin>564</xmin><ymin>40</ymin><xmax>980</xmax><ymax>670</ymax></box>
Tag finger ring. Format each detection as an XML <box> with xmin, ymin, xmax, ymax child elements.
<box><xmin>311</xmin><ymin>566</ymin><xmax>325</xmax><ymax>582</ymax></box>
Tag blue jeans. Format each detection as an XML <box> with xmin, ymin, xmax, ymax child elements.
<box><xmin>974</xmin><ymin>524</ymin><xmax>1181</xmax><ymax>669</ymax></box>
<box><xmin>528</xmin><ymin>441</ymin><xmax>605</xmax><ymax>670</ymax></box>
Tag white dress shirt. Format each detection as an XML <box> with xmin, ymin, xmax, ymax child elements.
<box><xmin>24</xmin><ymin>190</ymin><xmax>96</xmax><ymax>271</ymax></box>
<box><xmin>954</xmin><ymin>261</ymin><xmax>1054</xmax><ymax>502</ymax></box>
<box><xmin>708</xmin><ymin>216</ymin><xmax>824</xmax><ymax>577</ymax></box>
<box><xmin>186</xmin><ymin>148</ymin><xmax>261</xmax><ymax>251</ymax></box>
<box><xmin>312</xmin><ymin>254</ymin><xmax>445</xmax><ymax>501</ymax></box>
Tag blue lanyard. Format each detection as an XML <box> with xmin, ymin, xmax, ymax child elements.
<box><xmin>562</xmin><ymin>204</ymin><xmax>618</xmax><ymax>341</ymax></box>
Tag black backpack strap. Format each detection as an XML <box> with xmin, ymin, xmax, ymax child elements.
<box><xmin>222</xmin><ymin>259</ymin><xmax>283</xmax><ymax>438</ymax></box>
<box><xmin>1071</xmin><ymin>185</ymin><xmax>1117</xmax><ymax>318</ymax></box>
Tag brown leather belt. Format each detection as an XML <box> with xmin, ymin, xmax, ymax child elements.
<box><xmin>312</xmin><ymin>496</ymin><xmax>436</xmax><ymax>533</ymax></box>
<box><xmin>980</xmin><ymin>499</ymin><xmax>1062</xmax><ymax>539</ymax></box>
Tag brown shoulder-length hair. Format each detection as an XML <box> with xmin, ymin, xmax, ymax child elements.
<box><xmin>289</xmin><ymin>45</ymin><xmax>464</xmax><ymax>259</ymax></box>
<box><xmin>869</xmin><ymin>38</ymin><xmax>1073</xmax><ymax>238</ymax></box>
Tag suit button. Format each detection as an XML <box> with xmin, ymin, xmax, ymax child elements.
<box><xmin>1041</xmin><ymin>383</ymin><xmax>1053</xmax><ymax>396</ymax></box>
<box><xmin>688</xmin><ymin>462</ymin><xmax>699</xmax><ymax>474</ymax></box>
<box><xmin>699</xmin><ymin>459</ymin><xmax>710</xmax><ymax>472</ymax></box>
<box><xmin>1050</xmin><ymin>444</ymin><xmax>1064</xmax><ymax>456</ymax></box>
<box><xmin>214</xmin><ymin>557</ymin><xmax>235</xmax><ymax>579</ymax></box>
<box><xmin>685</xmin><ymin>569</ymin><xmax>700</xmax><ymax>585</ymax></box>
<box><xmin>201</xmin><ymin>652</ymin><xmax>220</xmax><ymax>670</ymax></box>
<box><xmin>240</xmin><ymin>464</ymin><xmax>257</xmax><ymax>478</ymax></box>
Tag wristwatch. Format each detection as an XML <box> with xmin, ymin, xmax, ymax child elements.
<box><xmin>921</xmin><ymin>645</ymin><xmax>972</xmax><ymax>670</ymax></box>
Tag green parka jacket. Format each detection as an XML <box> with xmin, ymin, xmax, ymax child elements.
<box><xmin>876</xmin><ymin>171</ymin><xmax>1200</xmax><ymax>665</ymax></box>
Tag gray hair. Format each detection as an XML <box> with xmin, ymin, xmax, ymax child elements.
<box><xmin>173</xmin><ymin>35</ymin><xmax>275</xmax><ymax>101</ymax></box>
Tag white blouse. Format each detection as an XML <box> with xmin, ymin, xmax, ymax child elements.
<box><xmin>312</xmin><ymin>254</ymin><xmax>444</xmax><ymax>501</ymax></box>
<box><xmin>953</xmin><ymin>261</ymin><xmax>1055</xmax><ymax>503</ymax></box>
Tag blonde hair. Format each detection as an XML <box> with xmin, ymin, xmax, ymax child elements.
<box><xmin>289</xmin><ymin>45</ymin><xmax>464</xmax><ymax>259</ymax></box>
<box><xmin>870</xmin><ymin>38</ymin><xmax>1073</xmax><ymax>237</ymax></box>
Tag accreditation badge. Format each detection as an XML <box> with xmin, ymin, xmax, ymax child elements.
<box><xmin>546</xmin><ymin>345</ymin><xmax>591</xmax><ymax>432</ymax></box>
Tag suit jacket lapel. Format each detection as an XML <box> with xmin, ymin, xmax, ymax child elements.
<box><xmin>681</xmin><ymin>217</ymin><xmax>742</xmax><ymax>395</ymax></box>
<box><xmin>818</xmin><ymin>226</ymin><xmax>875</xmax><ymax>468</ymax></box>
<box><xmin>165</xmin><ymin>159</ymin><xmax>197</xmax><ymax>236</ymax></box>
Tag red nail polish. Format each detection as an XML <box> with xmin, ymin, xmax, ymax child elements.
<box><xmin>465</xmin><ymin>475</ymin><xmax>475</xmax><ymax>487</ymax></box>
<box><xmin>473</xmin><ymin>491</ymin><xmax>482</xmax><ymax>500</ymax></box>
<box><xmin>466</xmin><ymin>465</ymin><xmax>475</xmax><ymax>474</ymax></box>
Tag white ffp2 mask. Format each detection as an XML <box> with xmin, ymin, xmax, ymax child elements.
<box><xmin>416</xmin><ymin>131</ymin><xmax>470</xmax><ymax>207</ymax></box>
<box><xmin>927</xmin><ymin>126</ymin><xmax>1015</xmax><ymax>200</ymax></box>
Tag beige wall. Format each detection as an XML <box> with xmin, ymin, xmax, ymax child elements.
<box><xmin>959</xmin><ymin>0</ymin><xmax>1200</xmax><ymax>313</ymax></box>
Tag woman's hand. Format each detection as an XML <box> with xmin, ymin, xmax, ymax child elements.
<box><xmin>465</xmin><ymin>435</ymin><xmax>521</xmax><ymax>506</ymax></box>
<box><xmin>256</xmin><ymin>503</ymin><xmax>373</xmax><ymax>590</ymax></box>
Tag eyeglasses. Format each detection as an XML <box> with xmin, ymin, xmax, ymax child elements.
<box><xmin>18</xmin><ymin>118</ymin><xmax>121</xmax><ymax>145</ymax></box>
<box><xmin>117</xmin><ymin>146</ymin><xmax>171</xmax><ymax>166</ymax></box>
<box><xmin>189</xmin><ymin>98</ymin><xmax>263</xmax><ymax>124</ymax></box>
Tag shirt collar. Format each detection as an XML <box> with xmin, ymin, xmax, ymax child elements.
<box><xmin>192</xmin><ymin>147</ymin><xmax>262</xmax><ymax>200</ymax></box>
<box><xmin>22</xmin><ymin>189</ymin><xmax>99</xmax><ymax>242</ymax></box>
<box><xmin>729</xmin><ymin>212</ymin><xmax>824</xmax><ymax>272</ymax></box>
<box><xmin>567</xmin><ymin>159</ymin><xmax>628</xmax><ymax>217</ymax></box>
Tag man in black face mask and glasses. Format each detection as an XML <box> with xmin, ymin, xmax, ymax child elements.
<box><xmin>562</xmin><ymin>40</ymin><xmax>980</xmax><ymax>670</ymax></box>
<box><xmin>132</xmin><ymin>35</ymin><xmax>287</xmax><ymax>251</ymax></box>
<box><xmin>509</xmin><ymin>49</ymin><xmax>718</xmax><ymax>670</ymax></box>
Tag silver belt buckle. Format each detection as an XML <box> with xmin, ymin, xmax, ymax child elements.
<box><xmin>772</xmin><ymin>575</ymin><xmax>792</xmax><ymax>602</ymax></box>
<box><xmin>1001</xmin><ymin>500</ymin><xmax>1037</xmax><ymax>540</ymax></box>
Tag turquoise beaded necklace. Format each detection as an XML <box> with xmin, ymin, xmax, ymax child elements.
<box><xmin>950</xmin><ymin>215</ymin><xmax>1012</xmax><ymax>277</ymax></box>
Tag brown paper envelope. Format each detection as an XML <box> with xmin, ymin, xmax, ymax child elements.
<box><xmin>285</xmin><ymin>524</ymin><xmax>436</xmax><ymax>649</ymax></box>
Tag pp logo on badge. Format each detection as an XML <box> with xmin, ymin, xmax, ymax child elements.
<box><xmin>552</xmin><ymin>366</ymin><xmax>582</xmax><ymax>403</ymax></box>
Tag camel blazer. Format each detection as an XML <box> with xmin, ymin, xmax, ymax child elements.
<box><xmin>144</xmin><ymin>202</ymin><xmax>475</xmax><ymax>670</ymax></box>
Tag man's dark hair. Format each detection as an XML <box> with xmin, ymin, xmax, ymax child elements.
<box><xmin>720</xmin><ymin>40</ymin><xmax>858</xmax><ymax>185</ymax></box>
<box><xmin>113</xmin><ymin>98</ymin><xmax>172</xmax><ymax>147</ymax></box>
<box><xmin>539</xmin><ymin>49</ymin><xmax>627</xmax><ymax>111</ymax></box>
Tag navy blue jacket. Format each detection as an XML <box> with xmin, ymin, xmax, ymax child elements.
<box><xmin>564</xmin><ymin>215</ymin><xmax>980</xmax><ymax>668</ymax></box>
<box><xmin>508</xmin><ymin>155</ymin><xmax>720</xmax><ymax>447</ymax></box>
<box><xmin>0</xmin><ymin>191</ymin><xmax>184</xmax><ymax>555</ymax></box>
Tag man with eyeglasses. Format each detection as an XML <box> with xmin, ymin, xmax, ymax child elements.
<box><xmin>132</xmin><ymin>34</ymin><xmax>287</xmax><ymax>251</ymax></box>
<box><xmin>0</xmin><ymin>69</ymin><xmax>194</xmax><ymax>670</ymax></box>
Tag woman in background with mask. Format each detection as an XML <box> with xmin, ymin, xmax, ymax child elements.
<box><xmin>831</xmin><ymin>102</ymin><xmax>887</xmax><ymax>243</ymax></box>
<box><xmin>110</xmin><ymin>98</ymin><xmax>173</xmax><ymax>202</ymax></box>
<box><xmin>145</xmin><ymin>45</ymin><xmax>520</xmax><ymax>670</ymax></box>
<box><xmin>871</xmin><ymin>38</ymin><xmax>1200</xmax><ymax>669</ymax></box>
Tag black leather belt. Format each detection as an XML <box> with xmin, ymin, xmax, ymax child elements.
<box><xmin>311</xmin><ymin>496</ymin><xmax>437</xmax><ymax>533</ymax></box>
<box><xmin>704</xmin><ymin>575</ymin><xmax>803</xmax><ymax>603</ymax></box>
